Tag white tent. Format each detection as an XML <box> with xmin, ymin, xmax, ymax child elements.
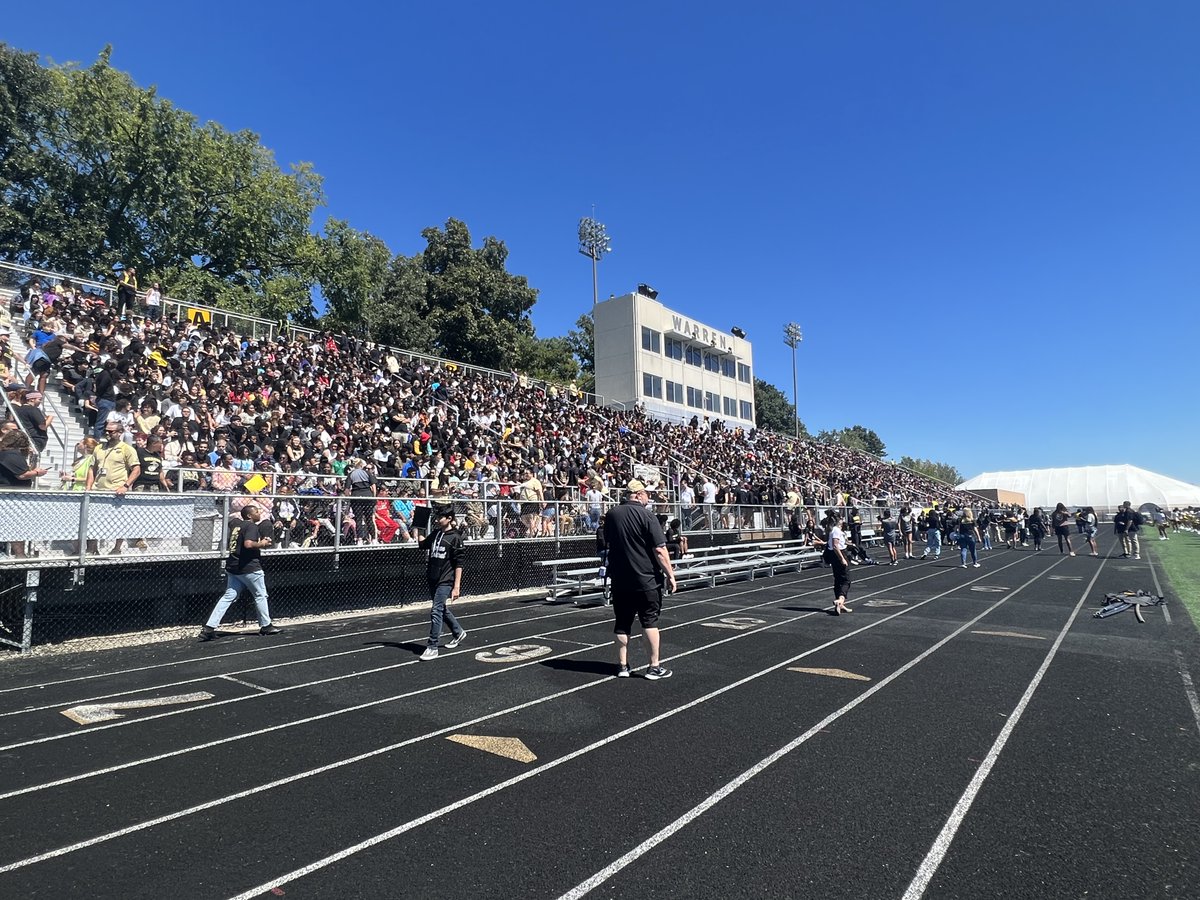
<box><xmin>957</xmin><ymin>464</ymin><xmax>1200</xmax><ymax>511</ymax></box>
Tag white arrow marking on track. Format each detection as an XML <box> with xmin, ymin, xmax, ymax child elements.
<box><xmin>60</xmin><ymin>692</ymin><xmax>215</xmax><ymax>725</ymax></box>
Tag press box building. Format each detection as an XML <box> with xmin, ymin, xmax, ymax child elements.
<box><xmin>593</xmin><ymin>290</ymin><xmax>755</xmax><ymax>428</ymax></box>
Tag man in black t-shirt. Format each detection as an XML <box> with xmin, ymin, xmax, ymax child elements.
<box><xmin>418</xmin><ymin>506</ymin><xmax>468</xmax><ymax>660</ymax></box>
<box><xmin>604</xmin><ymin>479</ymin><xmax>677</xmax><ymax>680</ymax></box>
<box><xmin>199</xmin><ymin>505</ymin><xmax>279</xmax><ymax>640</ymax></box>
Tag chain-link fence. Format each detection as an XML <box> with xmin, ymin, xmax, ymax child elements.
<box><xmin>2</xmin><ymin>489</ymin><xmax>1025</xmax><ymax>654</ymax></box>
<box><xmin>0</xmin><ymin>490</ymin><xmax>746</xmax><ymax>653</ymax></box>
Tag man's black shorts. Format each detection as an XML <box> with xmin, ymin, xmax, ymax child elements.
<box><xmin>612</xmin><ymin>587</ymin><xmax>663</xmax><ymax>634</ymax></box>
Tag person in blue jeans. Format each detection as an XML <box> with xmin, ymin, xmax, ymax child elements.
<box><xmin>419</xmin><ymin>506</ymin><xmax>467</xmax><ymax>660</ymax></box>
<box><xmin>921</xmin><ymin>505</ymin><xmax>943</xmax><ymax>560</ymax></box>
<box><xmin>199</xmin><ymin>504</ymin><xmax>279</xmax><ymax>640</ymax></box>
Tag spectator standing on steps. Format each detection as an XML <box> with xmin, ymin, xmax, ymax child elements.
<box><xmin>199</xmin><ymin>504</ymin><xmax>279</xmax><ymax>641</ymax></box>
<box><xmin>604</xmin><ymin>479</ymin><xmax>677</xmax><ymax>680</ymax></box>
<box><xmin>418</xmin><ymin>505</ymin><xmax>468</xmax><ymax>660</ymax></box>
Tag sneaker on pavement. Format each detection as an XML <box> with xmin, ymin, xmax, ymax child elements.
<box><xmin>419</xmin><ymin>646</ymin><xmax>438</xmax><ymax>661</ymax></box>
<box><xmin>446</xmin><ymin>630</ymin><xmax>467</xmax><ymax>649</ymax></box>
<box><xmin>644</xmin><ymin>666</ymin><xmax>672</xmax><ymax>680</ymax></box>
<box><xmin>1134</xmin><ymin>554</ymin><xmax>1141</xmax><ymax>560</ymax></box>
<box><xmin>198</xmin><ymin>625</ymin><xmax>216</xmax><ymax>642</ymax></box>
<box><xmin>259</xmin><ymin>624</ymin><xmax>280</xmax><ymax>635</ymax></box>
<box><xmin>616</xmin><ymin>664</ymin><xmax>631</xmax><ymax>678</ymax></box>
<box><xmin>972</xmin><ymin>563</ymin><xmax>981</xmax><ymax>568</ymax></box>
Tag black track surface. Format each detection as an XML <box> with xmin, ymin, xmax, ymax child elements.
<box><xmin>1</xmin><ymin>538</ymin><xmax>1197</xmax><ymax>899</ymax></box>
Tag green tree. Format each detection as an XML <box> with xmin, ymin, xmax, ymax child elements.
<box><xmin>753</xmin><ymin>378</ymin><xmax>808</xmax><ymax>435</ymax></box>
<box><xmin>362</xmin><ymin>218</ymin><xmax>538</xmax><ymax>369</ymax></box>
<box><xmin>515</xmin><ymin>334</ymin><xmax>579</xmax><ymax>383</ymax></box>
<box><xmin>0</xmin><ymin>44</ymin><xmax>324</xmax><ymax>320</ymax></box>
<box><xmin>315</xmin><ymin>218</ymin><xmax>391</xmax><ymax>329</ymax></box>
<box><xmin>565</xmin><ymin>312</ymin><xmax>595</xmax><ymax>391</ymax></box>
<box><xmin>899</xmin><ymin>456</ymin><xmax>963</xmax><ymax>486</ymax></box>
<box><xmin>818</xmin><ymin>425</ymin><xmax>886</xmax><ymax>457</ymax></box>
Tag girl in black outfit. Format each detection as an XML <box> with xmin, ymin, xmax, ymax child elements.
<box><xmin>1027</xmin><ymin>508</ymin><xmax>1047</xmax><ymax>551</ymax></box>
<box><xmin>1050</xmin><ymin>502</ymin><xmax>1075</xmax><ymax>556</ymax></box>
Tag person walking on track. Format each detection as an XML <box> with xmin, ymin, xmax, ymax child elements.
<box><xmin>199</xmin><ymin>505</ymin><xmax>279</xmax><ymax>641</ymax></box>
<box><xmin>604</xmin><ymin>479</ymin><xmax>677</xmax><ymax>679</ymax></box>
<box><xmin>825</xmin><ymin>510</ymin><xmax>853</xmax><ymax>615</ymax></box>
<box><xmin>419</xmin><ymin>505</ymin><xmax>468</xmax><ymax>660</ymax></box>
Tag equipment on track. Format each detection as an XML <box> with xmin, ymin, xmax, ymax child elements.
<box><xmin>1093</xmin><ymin>590</ymin><xmax>1166</xmax><ymax>623</ymax></box>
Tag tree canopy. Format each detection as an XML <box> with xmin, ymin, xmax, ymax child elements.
<box><xmin>817</xmin><ymin>425</ymin><xmax>886</xmax><ymax>457</ymax></box>
<box><xmin>753</xmin><ymin>378</ymin><xmax>808</xmax><ymax>436</ymax></box>
<box><xmin>898</xmin><ymin>456</ymin><xmax>963</xmax><ymax>486</ymax></box>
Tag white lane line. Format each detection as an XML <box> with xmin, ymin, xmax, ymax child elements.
<box><xmin>0</xmin><ymin>563</ymin><xmax>959</xmax><ymax>800</ymax></box>
<box><xmin>0</xmin><ymin>599</ymin><xmax>611</xmax><ymax>696</ymax></box>
<box><xmin>0</xmin><ymin>563</ymin><xmax>928</xmax><ymax>753</ymax></box>
<box><xmin>0</xmin><ymin>567</ymin><xmax>839</xmax><ymax>716</ymax></box>
<box><xmin>220</xmin><ymin>675</ymin><xmax>273</xmax><ymax>694</ymax></box>
<box><xmin>225</xmin><ymin>558</ymin><xmax>1064</xmax><ymax>900</ymax></box>
<box><xmin>0</xmin><ymin>645</ymin><xmax>384</xmax><ymax>719</ymax></box>
<box><xmin>0</xmin><ymin>591</ymin><xmax>886</xmax><ymax>872</ymax></box>
<box><xmin>1144</xmin><ymin>553</ymin><xmax>1172</xmax><ymax>624</ymax></box>
<box><xmin>900</xmin><ymin>553</ymin><xmax>1109</xmax><ymax>900</ymax></box>
<box><xmin>1173</xmin><ymin>650</ymin><xmax>1200</xmax><ymax>742</ymax></box>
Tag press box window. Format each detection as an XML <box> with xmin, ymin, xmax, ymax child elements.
<box><xmin>703</xmin><ymin>353</ymin><xmax>720</xmax><ymax>373</ymax></box>
<box><xmin>664</xmin><ymin>338</ymin><xmax>684</xmax><ymax>360</ymax></box>
<box><xmin>686</xmin><ymin>345</ymin><xmax>703</xmax><ymax>367</ymax></box>
<box><xmin>641</xmin><ymin>327</ymin><xmax>661</xmax><ymax>353</ymax></box>
<box><xmin>737</xmin><ymin>363</ymin><xmax>751</xmax><ymax>384</ymax></box>
<box><xmin>686</xmin><ymin>386</ymin><xmax>703</xmax><ymax>409</ymax></box>
<box><xmin>666</xmin><ymin>381</ymin><xmax>684</xmax><ymax>404</ymax></box>
<box><xmin>721</xmin><ymin>357</ymin><xmax>736</xmax><ymax>378</ymax></box>
<box><xmin>704</xmin><ymin>391</ymin><xmax>719</xmax><ymax>412</ymax></box>
<box><xmin>642</xmin><ymin>373</ymin><xmax>663</xmax><ymax>399</ymax></box>
<box><xmin>723</xmin><ymin>396</ymin><xmax>737</xmax><ymax>416</ymax></box>
<box><xmin>740</xmin><ymin>400</ymin><xmax>753</xmax><ymax>420</ymax></box>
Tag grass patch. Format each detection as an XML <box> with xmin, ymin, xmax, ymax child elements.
<box><xmin>1144</xmin><ymin>531</ymin><xmax>1200</xmax><ymax>632</ymax></box>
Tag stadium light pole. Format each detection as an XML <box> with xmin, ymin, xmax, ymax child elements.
<box><xmin>784</xmin><ymin>322</ymin><xmax>803</xmax><ymax>439</ymax></box>
<box><xmin>578</xmin><ymin>216</ymin><xmax>612</xmax><ymax>309</ymax></box>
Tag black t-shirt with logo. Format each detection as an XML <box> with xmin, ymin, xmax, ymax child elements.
<box><xmin>604</xmin><ymin>499</ymin><xmax>667</xmax><ymax>593</ymax></box>
<box><xmin>136</xmin><ymin>449</ymin><xmax>165</xmax><ymax>488</ymax></box>
<box><xmin>420</xmin><ymin>526</ymin><xmax>464</xmax><ymax>588</ymax></box>
<box><xmin>226</xmin><ymin>518</ymin><xmax>263</xmax><ymax>575</ymax></box>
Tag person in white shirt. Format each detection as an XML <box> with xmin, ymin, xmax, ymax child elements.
<box><xmin>825</xmin><ymin>511</ymin><xmax>853</xmax><ymax>615</ymax></box>
<box><xmin>702</xmin><ymin>478</ymin><xmax>718</xmax><ymax>528</ymax></box>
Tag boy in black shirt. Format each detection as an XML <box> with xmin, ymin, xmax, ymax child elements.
<box><xmin>418</xmin><ymin>506</ymin><xmax>468</xmax><ymax>660</ymax></box>
<box><xmin>199</xmin><ymin>505</ymin><xmax>278</xmax><ymax>640</ymax></box>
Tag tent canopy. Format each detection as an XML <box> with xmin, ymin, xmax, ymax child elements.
<box><xmin>957</xmin><ymin>464</ymin><xmax>1200</xmax><ymax>511</ymax></box>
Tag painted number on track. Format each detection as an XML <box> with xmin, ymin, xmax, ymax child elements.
<box><xmin>475</xmin><ymin>644</ymin><xmax>553</xmax><ymax>663</ymax></box>
<box><xmin>702</xmin><ymin>617</ymin><xmax>766</xmax><ymax>631</ymax></box>
<box><xmin>970</xmin><ymin>585</ymin><xmax>1009</xmax><ymax>593</ymax></box>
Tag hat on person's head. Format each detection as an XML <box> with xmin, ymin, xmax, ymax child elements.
<box><xmin>25</xmin><ymin>391</ymin><xmax>43</xmax><ymax>402</ymax></box>
<box><xmin>627</xmin><ymin>479</ymin><xmax>647</xmax><ymax>493</ymax></box>
<box><xmin>432</xmin><ymin>504</ymin><xmax>454</xmax><ymax>520</ymax></box>
<box><xmin>5</xmin><ymin>383</ymin><xmax>22</xmax><ymax>392</ymax></box>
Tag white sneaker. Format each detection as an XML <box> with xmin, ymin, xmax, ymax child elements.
<box><xmin>1134</xmin><ymin>554</ymin><xmax>1141</xmax><ymax>560</ymax></box>
<box><xmin>419</xmin><ymin>646</ymin><xmax>438</xmax><ymax>661</ymax></box>
<box><xmin>446</xmin><ymin>630</ymin><xmax>467</xmax><ymax>649</ymax></box>
<box><xmin>973</xmin><ymin>563</ymin><xmax>981</xmax><ymax>568</ymax></box>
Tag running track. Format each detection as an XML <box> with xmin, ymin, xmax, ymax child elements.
<box><xmin>0</xmin><ymin>537</ymin><xmax>1197</xmax><ymax>899</ymax></box>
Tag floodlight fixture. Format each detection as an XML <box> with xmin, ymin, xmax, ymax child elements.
<box><xmin>578</xmin><ymin>216</ymin><xmax>612</xmax><ymax>308</ymax></box>
<box><xmin>731</xmin><ymin>326</ymin><xmax>746</xmax><ymax>339</ymax></box>
<box><xmin>637</xmin><ymin>283</ymin><xmax>659</xmax><ymax>300</ymax></box>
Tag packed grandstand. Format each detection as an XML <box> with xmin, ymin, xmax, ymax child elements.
<box><xmin>3</xmin><ymin>264</ymin><xmax>1004</xmax><ymax>551</ymax></box>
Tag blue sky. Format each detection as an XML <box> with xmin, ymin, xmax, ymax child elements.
<box><xmin>7</xmin><ymin>2</ymin><xmax>1199</xmax><ymax>484</ymax></box>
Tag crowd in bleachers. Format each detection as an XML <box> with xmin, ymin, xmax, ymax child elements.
<box><xmin>2</xmin><ymin>274</ymin><xmax>988</xmax><ymax>548</ymax></box>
